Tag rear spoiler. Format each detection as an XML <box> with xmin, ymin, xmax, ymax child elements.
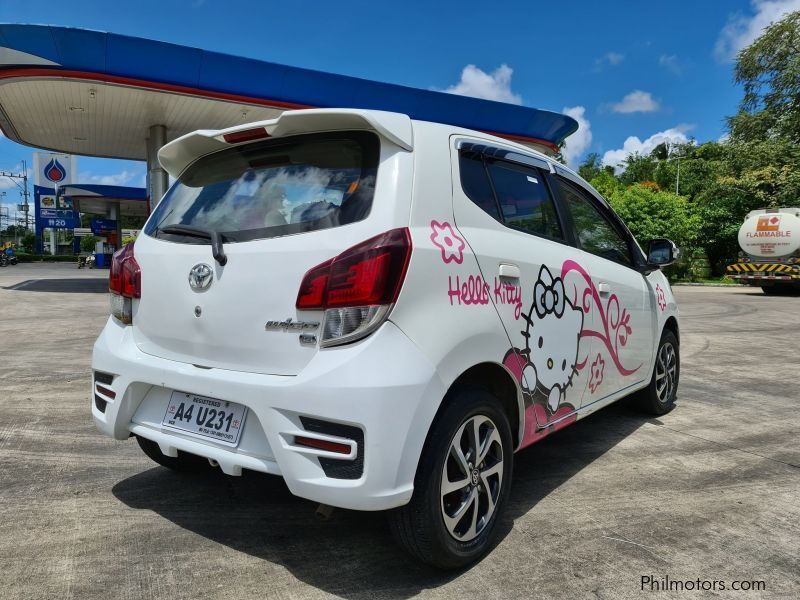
<box><xmin>158</xmin><ymin>109</ymin><xmax>413</xmax><ymax>179</ymax></box>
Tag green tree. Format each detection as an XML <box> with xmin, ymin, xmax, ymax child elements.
<box><xmin>21</xmin><ymin>231</ymin><xmax>35</xmax><ymax>253</ymax></box>
<box><xmin>80</xmin><ymin>235</ymin><xmax>99</xmax><ymax>253</ymax></box>
<box><xmin>728</xmin><ymin>10</ymin><xmax>800</xmax><ymax>143</ymax></box>
<box><xmin>588</xmin><ymin>170</ymin><xmax>622</xmax><ymax>198</ymax></box>
<box><xmin>606</xmin><ymin>184</ymin><xmax>700</xmax><ymax>256</ymax></box>
<box><xmin>578</xmin><ymin>153</ymin><xmax>604</xmax><ymax>181</ymax></box>
<box><xmin>618</xmin><ymin>153</ymin><xmax>658</xmax><ymax>186</ymax></box>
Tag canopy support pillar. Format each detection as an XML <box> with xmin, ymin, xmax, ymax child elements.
<box><xmin>146</xmin><ymin>125</ymin><xmax>168</xmax><ymax>208</ymax></box>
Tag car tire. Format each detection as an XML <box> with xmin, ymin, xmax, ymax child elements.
<box><xmin>634</xmin><ymin>329</ymin><xmax>679</xmax><ymax>415</ymax></box>
<box><xmin>388</xmin><ymin>388</ymin><xmax>513</xmax><ymax>569</ymax></box>
<box><xmin>135</xmin><ymin>435</ymin><xmax>212</xmax><ymax>472</ymax></box>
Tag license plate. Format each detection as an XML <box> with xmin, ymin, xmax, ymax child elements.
<box><xmin>161</xmin><ymin>391</ymin><xmax>248</xmax><ymax>446</ymax></box>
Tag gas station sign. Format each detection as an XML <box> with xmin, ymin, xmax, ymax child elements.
<box><xmin>32</xmin><ymin>153</ymin><xmax>79</xmax><ymax>252</ymax></box>
<box><xmin>91</xmin><ymin>218</ymin><xmax>118</xmax><ymax>235</ymax></box>
<box><xmin>34</xmin><ymin>186</ymin><xmax>80</xmax><ymax>230</ymax></box>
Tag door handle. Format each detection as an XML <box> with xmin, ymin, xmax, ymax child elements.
<box><xmin>597</xmin><ymin>281</ymin><xmax>611</xmax><ymax>295</ymax></box>
<box><xmin>499</xmin><ymin>263</ymin><xmax>521</xmax><ymax>279</ymax></box>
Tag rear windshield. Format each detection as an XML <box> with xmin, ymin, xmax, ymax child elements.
<box><xmin>144</xmin><ymin>131</ymin><xmax>379</xmax><ymax>243</ymax></box>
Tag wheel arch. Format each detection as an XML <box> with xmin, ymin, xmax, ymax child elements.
<box><xmin>663</xmin><ymin>315</ymin><xmax>679</xmax><ymax>345</ymax></box>
<box><xmin>441</xmin><ymin>361</ymin><xmax>525</xmax><ymax>451</ymax></box>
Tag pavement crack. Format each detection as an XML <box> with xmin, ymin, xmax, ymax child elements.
<box><xmin>654</xmin><ymin>424</ymin><xmax>800</xmax><ymax>469</ymax></box>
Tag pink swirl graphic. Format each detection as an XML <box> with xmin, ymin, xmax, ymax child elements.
<box><xmin>562</xmin><ymin>260</ymin><xmax>641</xmax><ymax>377</ymax></box>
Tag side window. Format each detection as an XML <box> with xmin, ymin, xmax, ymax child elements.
<box><xmin>486</xmin><ymin>161</ymin><xmax>563</xmax><ymax>240</ymax></box>
<box><xmin>459</xmin><ymin>152</ymin><xmax>501</xmax><ymax>221</ymax></box>
<box><xmin>559</xmin><ymin>180</ymin><xmax>633</xmax><ymax>267</ymax></box>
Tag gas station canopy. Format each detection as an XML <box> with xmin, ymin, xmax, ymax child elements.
<box><xmin>0</xmin><ymin>23</ymin><xmax>578</xmax><ymax>161</ymax></box>
<box><xmin>60</xmin><ymin>183</ymin><xmax>148</xmax><ymax>218</ymax></box>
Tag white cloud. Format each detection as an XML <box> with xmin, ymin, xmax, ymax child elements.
<box><xmin>715</xmin><ymin>0</ymin><xmax>800</xmax><ymax>61</ymax></box>
<box><xmin>601</xmin><ymin>125</ymin><xmax>694</xmax><ymax>173</ymax></box>
<box><xmin>658</xmin><ymin>54</ymin><xmax>683</xmax><ymax>75</ymax></box>
<box><xmin>560</xmin><ymin>106</ymin><xmax>592</xmax><ymax>166</ymax></box>
<box><xmin>594</xmin><ymin>52</ymin><xmax>625</xmax><ymax>69</ymax></box>
<box><xmin>79</xmin><ymin>169</ymin><xmax>138</xmax><ymax>186</ymax></box>
<box><xmin>442</xmin><ymin>64</ymin><xmax>522</xmax><ymax>105</ymax></box>
<box><xmin>610</xmin><ymin>90</ymin><xmax>660</xmax><ymax>114</ymax></box>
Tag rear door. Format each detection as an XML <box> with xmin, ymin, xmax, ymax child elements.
<box><xmin>555</xmin><ymin>177</ymin><xmax>653</xmax><ymax>406</ymax></box>
<box><xmin>451</xmin><ymin>141</ymin><xmax>592</xmax><ymax>429</ymax></box>
<box><xmin>131</xmin><ymin>130</ymin><xmax>397</xmax><ymax>376</ymax></box>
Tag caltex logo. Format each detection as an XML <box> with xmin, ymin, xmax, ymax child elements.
<box><xmin>43</xmin><ymin>158</ymin><xmax>67</xmax><ymax>183</ymax></box>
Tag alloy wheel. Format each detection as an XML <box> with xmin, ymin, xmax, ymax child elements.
<box><xmin>440</xmin><ymin>414</ymin><xmax>504</xmax><ymax>542</ymax></box>
<box><xmin>655</xmin><ymin>341</ymin><xmax>677</xmax><ymax>403</ymax></box>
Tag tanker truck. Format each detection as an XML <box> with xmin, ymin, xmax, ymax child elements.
<box><xmin>726</xmin><ymin>208</ymin><xmax>800</xmax><ymax>294</ymax></box>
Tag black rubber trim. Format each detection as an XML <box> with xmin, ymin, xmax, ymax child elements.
<box><xmin>94</xmin><ymin>371</ymin><xmax>114</xmax><ymax>385</ymax></box>
<box><xmin>299</xmin><ymin>416</ymin><xmax>364</xmax><ymax>480</ymax></box>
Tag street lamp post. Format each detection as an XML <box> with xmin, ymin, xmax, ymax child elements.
<box><xmin>665</xmin><ymin>150</ymin><xmax>682</xmax><ymax>196</ymax></box>
<box><xmin>0</xmin><ymin>161</ymin><xmax>30</xmax><ymax>231</ymax></box>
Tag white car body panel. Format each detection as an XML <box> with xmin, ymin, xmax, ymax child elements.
<box><xmin>92</xmin><ymin>110</ymin><xmax>679</xmax><ymax>511</ymax></box>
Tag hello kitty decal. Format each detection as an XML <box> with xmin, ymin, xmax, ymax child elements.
<box><xmin>431</xmin><ymin>220</ymin><xmax>641</xmax><ymax>445</ymax></box>
<box><xmin>517</xmin><ymin>265</ymin><xmax>584</xmax><ymax>414</ymax></box>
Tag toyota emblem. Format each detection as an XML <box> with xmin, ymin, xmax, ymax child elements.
<box><xmin>188</xmin><ymin>263</ymin><xmax>213</xmax><ymax>291</ymax></box>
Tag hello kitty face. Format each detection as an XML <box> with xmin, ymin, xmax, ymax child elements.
<box><xmin>521</xmin><ymin>265</ymin><xmax>584</xmax><ymax>413</ymax></box>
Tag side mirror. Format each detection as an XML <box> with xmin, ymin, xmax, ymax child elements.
<box><xmin>646</xmin><ymin>238</ymin><xmax>679</xmax><ymax>267</ymax></box>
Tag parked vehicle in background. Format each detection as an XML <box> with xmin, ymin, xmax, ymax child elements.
<box><xmin>1</xmin><ymin>242</ymin><xmax>17</xmax><ymax>266</ymax></box>
<box><xmin>726</xmin><ymin>208</ymin><xmax>800</xmax><ymax>294</ymax></box>
<box><xmin>91</xmin><ymin>109</ymin><xmax>680</xmax><ymax>568</ymax></box>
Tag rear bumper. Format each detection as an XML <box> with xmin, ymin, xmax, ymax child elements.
<box><xmin>726</xmin><ymin>263</ymin><xmax>800</xmax><ymax>282</ymax></box>
<box><xmin>91</xmin><ymin>318</ymin><xmax>444</xmax><ymax>511</ymax></box>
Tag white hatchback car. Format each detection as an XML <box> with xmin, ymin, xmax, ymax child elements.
<box><xmin>92</xmin><ymin>109</ymin><xmax>680</xmax><ymax>568</ymax></box>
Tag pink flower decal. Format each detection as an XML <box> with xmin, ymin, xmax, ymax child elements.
<box><xmin>588</xmin><ymin>353</ymin><xmax>605</xmax><ymax>394</ymax></box>
<box><xmin>656</xmin><ymin>284</ymin><xmax>667</xmax><ymax>312</ymax></box>
<box><xmin>430</xmin><ymin>220</ymin><xmax>466</xmax><ymax>264</ymax></box>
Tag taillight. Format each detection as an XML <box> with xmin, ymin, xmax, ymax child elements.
<box><xmin>296</xmin><ymin>228</ymin><xmax>412</xmax><ymax>346</ymax></box>
<box><xmin>109</xmin><ymin>243</ymin><xmax>141</xmax><ymax>325</ymax></box>
<box><xmin>296</xmin><ymin>259</ymin><xmax>332</xmax><ymax>310</ymax></box>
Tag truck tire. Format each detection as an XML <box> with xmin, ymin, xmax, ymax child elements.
<box><xmin>136</xmin><ymin>435</ymin><xmax>212</xmax><ymax>472</ymax></box>
<box><xmin>761</xmin><ymin>286</ymin><xmax>781</xmax><ymax>295</ymax></box>
<box><xmin>388</xmin><ymin>389</ymin><xmax>513</xmax><ymax>569</ymax></box>
<box><xmin>634</xmin><ymin>329</ymin><xmax>679</xmax><ymax>416</ymax></box>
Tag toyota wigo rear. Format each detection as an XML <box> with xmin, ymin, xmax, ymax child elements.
<box><xmin>93</xmin><ymin>109</ymin><xmax>680</xmax><ymax>568</ymax></box>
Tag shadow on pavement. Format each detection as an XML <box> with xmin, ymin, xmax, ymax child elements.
<box><xmin>112</xmin><ymin>403</ymin><xmax>650</xmax><ymax>598</ymax></box>
<box><xmin>4</xmin><ymin>278</ymin><xmax>108</xmax><ymax>293</ymax></box>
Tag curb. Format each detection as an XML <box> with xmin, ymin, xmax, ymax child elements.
<box><xmin>672</xmin><ymin>282</ymin><xmax>741</xmax><ymax>287</ymax></box>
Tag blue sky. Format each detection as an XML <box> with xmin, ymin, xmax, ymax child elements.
<box><xmin>1</xmin><ymin>0</ymin><xmax>798</xmax><ymax>212</ymax></box>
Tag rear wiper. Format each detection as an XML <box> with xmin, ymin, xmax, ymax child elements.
<box><xmin>160</xmin><ymin>224</ymin><xmax>228</xmax><ymax>266</ymax></box>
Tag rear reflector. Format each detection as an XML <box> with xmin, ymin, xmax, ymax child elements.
<box><xmin>95</xmin><ymin>384</ymin><xmax>116</xmax><ymax>399</ymax></box>
<box><xmin>223</xmin><ymin>127</ymin><xmax>269</xmax><ymax>144</ymax></box>
<box><xmin>294</xmin><ymin>435</ymin><xmax>352</xmax><ymax>455</ymax></box>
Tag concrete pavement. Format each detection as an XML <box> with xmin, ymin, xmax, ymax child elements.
<box><xmin>0</xmin><ymin>264</ymin><xmax>797</xmax><ymax>599</ymax></box>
